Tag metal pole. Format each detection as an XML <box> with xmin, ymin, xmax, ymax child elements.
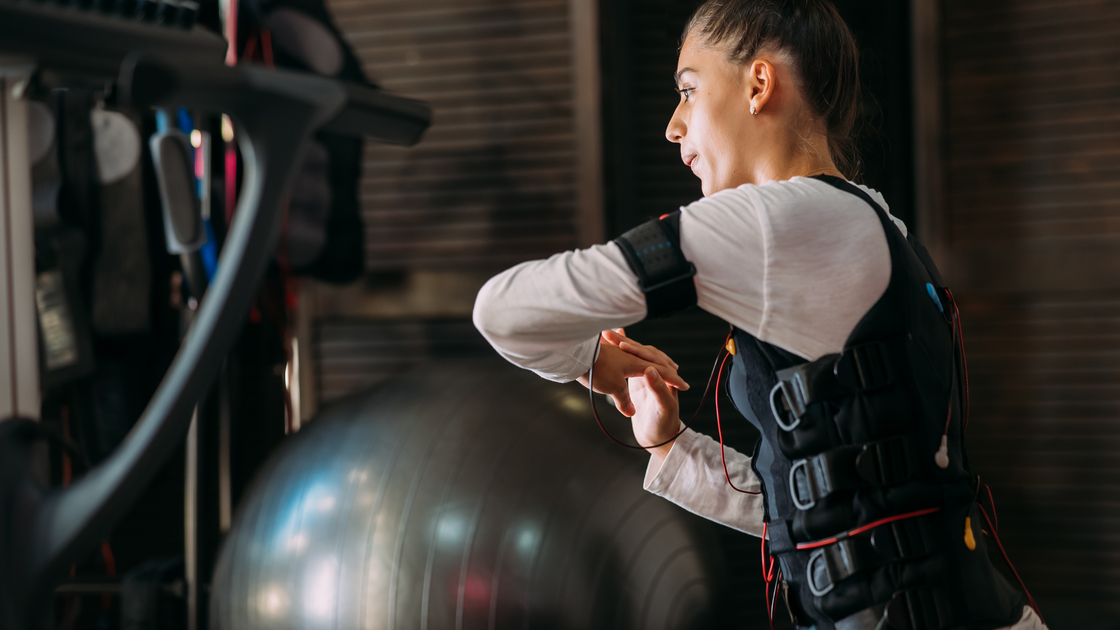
<box><xmin>0</xmin><ymin>60</ymin><xmax>40</xmax><ymax>421</ymax></box>
<box><xmin>185</xmin><ymin>407</ymin><xmax>199</xmax><ymax>630</ymax></box>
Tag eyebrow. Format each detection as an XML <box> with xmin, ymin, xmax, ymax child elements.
<box><xmin>674</xmin><ymin>67</ymin><xmax>698</xmax><ymax>87</ymax></box>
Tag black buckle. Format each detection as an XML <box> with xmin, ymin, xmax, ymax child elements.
<box><xmin>886</xmin><ymin>587</ymin><xmax>963</xmax><ymax>630</ymax></box>
<box><xmin>770</xmin><ymin>340</ymin><xmax>896</xmax><ymax>433</ymax></box>
<box><xmin>834</xmin><ymin>340</ymin><xmax>895</xmax><ymax>391</ymax></box>
<box><xmin>835</xmin><ymin>603</ymin><xmax>888</xmax><ymax>630</ymax></box>
<box><xmin>834</xmin><ymin>587</ymin><xmax>961</xmax><ymax>630</ymax></box>
<box><xmin>805</xmin><ymin>513</ymin><xmax>940</xmax><ymax>596</ymax></box>
<box><xmin>790</xmin><ymin>436</ymin><xmax>919</xmax><ymax>510</ymax></box>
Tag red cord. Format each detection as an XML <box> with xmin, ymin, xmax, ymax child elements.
<box><xmin>241</xmin><ymin>35</ymin><xmax>258</xmax><ymax>63</ymax></box>
<box><xmin>948</xmin><ymin>290</ymin><xmax>971</xmax><ymax>432</ymax></box>
<box><xmin>761</xmin><ymin>522</ymin><xmax>777</xmax><ymax>630</ymax></box>
<box><xmin>983</xmin><ymin>483</ymin><xmax>998</xmax><ymax>533</ymax></box>
<box><xmin>977</xmin><ymin>505</ymin><xmax>1042</xmax><ymax>625</ymax></box>
<box><xmin>796</xmin><ymin>507</ymin><xmax>941</xmax><ymax>550</ymax></box>
<box><xmin>769</xmin><ymin>570</ymin><xmax>781</xmax><ymax>628</ymax></box>
<box><xmin>261</xmin><ymin>30</ymin><xmax>274</xmax><ymax>67</ymax></box>
<box><xmin>715</xmin><ymin>352</ymin><xmax>760</xmax><ymax>494</ymax></box>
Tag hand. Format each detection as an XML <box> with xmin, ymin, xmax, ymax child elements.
<box><xmin>628</xmin><ymin>366</ymin><xmax>682</xmax><ymax>459</ymax></box>
<box><xmin>577</xmin><ymin>328</ymin><xmax>689</xmax><ymax>417</ymax></box>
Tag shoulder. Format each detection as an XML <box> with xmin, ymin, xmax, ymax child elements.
<box><xmin>678</xmin><ymin>177</ymin><xmax>904</xmax><ymax>229</ymax></box>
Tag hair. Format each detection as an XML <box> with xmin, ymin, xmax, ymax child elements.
<box><xmin>684</xmin><ymin>0</ymin><xmax>863</xmax><ymax>178</ymax></box>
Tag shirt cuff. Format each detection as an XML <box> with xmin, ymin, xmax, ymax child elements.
<box><xmin>642</xmin><ymin>428</ymin><xmax>766</xmax><ymax>537</ymax></box>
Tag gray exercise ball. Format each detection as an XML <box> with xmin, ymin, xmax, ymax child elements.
<box><xmin>210</xmin><ymin>358</ymin><xmax>727</xmax><ymax>630</ymax></box>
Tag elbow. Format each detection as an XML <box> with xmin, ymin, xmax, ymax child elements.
<box><xmin>472</xmin><ymin>275</ymin><xmax>513</xmax><ymax>342</ymax></box>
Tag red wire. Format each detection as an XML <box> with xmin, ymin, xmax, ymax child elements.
<box><xmin>769</xmin><ymin>570</ymin><xmax>781</xmax><ymax>628</ymax></box>
<box><xmin>942</xmin><ymin>304</ymin><xmax>957</xmax><ymax>437</ymax></box>
<box><xmin>984</xmin><ymin>483</ymin><xmax>999</xmax><ymax>533</ymax></box>
<box><xmin>241</xmin><ymin>35</ymin><xmax>257</xmax><ymax>63</ymax></box>
<box><xmin>761</xmin><ymin>523</ymin><xmax>778</xmax><ymax>630</ymax></box>
<box><xmin>261</xmin><ymin>30</ymin><xmax>274</xmax><ymax>67</ymax></box>
<box><xmin>977</xmin><ymin>505</ymin><xmax>1042</xmax><ymax>626</ymax></box>
<box><xmin>715</xmin><ymin>352</ymin><xmax>760</xmax><ymax>494</ymax></box>
<box><xmin>950</xmin><ymin>292</ymin><xmax>971</xmax><ymax>432</ymax></box>
<box><xmin>796</xmin><ymin>507</ymin><xmax>942</xmax><ymax>550</ymax></box>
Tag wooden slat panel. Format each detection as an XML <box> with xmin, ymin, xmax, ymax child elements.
<box><xmin>942</xmin><ymin>0</ymin><xmax>1120</xmax><ymax>616</ymax></box>
<box><xmin>944</xmin><ymin>0</ymin><xmax>1120</xmax><ymax>254</ymax></box>
<box><xmin>959</xmin><ymin>291</ymin><xmax>1120</xmax><ymax>604</ymax></box>
<box><xmin>325</xmin><ymin>0</ymin><xmax>579</xmax><ymax>271</ymax></box>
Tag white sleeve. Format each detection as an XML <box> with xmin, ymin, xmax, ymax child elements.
<box><xmin>643</xmin><ymin>428</ymin><xmax>766</xmax><ymax>537</ymax></box>
<box><xmin>472</xmin><ymin>242</ymin><xmax>647</xmax><ymax>382</ymax></box>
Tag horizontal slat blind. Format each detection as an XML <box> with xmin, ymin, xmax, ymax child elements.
<box><xmin>944</xmin><ymin>0</ymin><xmax>1120</xmax><ymax>246</ymax></box>
<box><xmin>315</xmin><ymin>317</ymin><xmax>492</xmax><ymax>403</ymax></box>
<box><xmin>325</xmin><ymin>0</ymin><xmax>580</xmax><ymax>270</ymax></box>
<box><xmin>960</xmin><ymin>291</ymin><xmax>1120</xmax><ymax>606</ymax></box>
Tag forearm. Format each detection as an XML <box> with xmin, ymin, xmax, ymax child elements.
<box><xmin>643</xmin><ymin>428</ymin><xmax>765</xmax><ymax>537</ymax></box>
<box><xmin>472</xmin><ymin>243</ymin><xmax>646</xmax><ymax>382</ymax></box>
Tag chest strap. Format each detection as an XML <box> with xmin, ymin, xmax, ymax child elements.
<box><xmin>805</xmin><ymin>511</ymin><xmax>940</xmax><ymax>597</ymax></box>
<box><xmin>790</xmin><ymin>434</ymin><xmax>921</xmax><ymax>510</ymax></box>
<box><xmin>613</xmin><ymin>211</ymin><xmax>697</xmax><ymax>320</ymax></box>
<box><xmin>770</xmin><ymin>339</ymin><xmax>898</xmax><ymax>431</ymax></box>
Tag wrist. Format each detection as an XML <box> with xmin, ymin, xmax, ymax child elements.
<box><xmin>648</xmin><ymin>421</ymin><xmax>683</xmax><ymax>459</ymax></box>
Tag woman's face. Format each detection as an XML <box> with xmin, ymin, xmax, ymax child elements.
<box><xmin>665</xmin><ymin>34</ymin><xmax>757</xmax><ymax>196</ymax></box>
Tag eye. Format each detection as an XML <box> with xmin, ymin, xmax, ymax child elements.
<box><xmin>676</xmin><ymin>87</ymin><xmax>695</xmax><ymax>102</ymax></box>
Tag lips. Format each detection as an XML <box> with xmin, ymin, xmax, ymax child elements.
<box><xmin>682</xmin><ymin>152</ymin><xmax>697</xmax><ymax>168</ymax></box>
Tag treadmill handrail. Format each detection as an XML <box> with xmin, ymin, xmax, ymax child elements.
<box><xmin>11</xmin><ymin>54</ymin><xmax>429</xmax><ymax>627</ymax></box>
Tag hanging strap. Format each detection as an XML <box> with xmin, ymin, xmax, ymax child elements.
<box><xmin>613</xmin><ymin>211</ymin><xmax>697</xmax><ymax>319</ymax></box>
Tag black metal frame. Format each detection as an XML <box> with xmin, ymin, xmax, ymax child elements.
<box><xmin>0</xmin><ymin>3</ymin><xmax>430</xmax><ymax>628</ymax></box>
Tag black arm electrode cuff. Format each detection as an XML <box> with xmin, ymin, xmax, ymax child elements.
<box><xmin>613</xmin><ymin>211</ymin><xmax>697</xmax><ymax>319</ymax></box>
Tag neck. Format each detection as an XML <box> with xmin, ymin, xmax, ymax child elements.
<box><xmin>749</xmin><ymin>127</ymin><xmax>844</xmax><ymax>184</ymax></box>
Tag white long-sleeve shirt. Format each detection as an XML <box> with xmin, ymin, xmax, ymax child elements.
<box><xmin>472</xmin><ymin>176</ymin><xmax>1046</xmax><ymax>630</ymax></box>
<box><xmin>473</xmin><ymin>176</ymin><xmax>900</xmax><ymax>531</ymax></box>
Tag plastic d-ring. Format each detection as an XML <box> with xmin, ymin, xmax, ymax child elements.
<box><xmin>807</xmin><ymin>548</ymin><xmax>835</xmax><ymax>596</ymax></box>
<box><xmin>790</xmin><ymin>459</ymin><xmax>815</xmax><ymax>510</ymax></box>
<box><xmin>770</xmin><ymin>382</ymin><xmax>801</xmax><ymax>431</ymax></box>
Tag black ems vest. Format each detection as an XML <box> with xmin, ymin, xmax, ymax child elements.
<box><xmin>615</xmin><ymin>176</ymin><xmax>1027</xmax><ymax>630</ymax></box>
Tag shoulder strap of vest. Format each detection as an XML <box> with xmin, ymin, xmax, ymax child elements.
<box><xmin>613</xmin><ymin>211</ymin><xmax>697</xmax><ymax>319</ymax></box>
<box><xmin>811</xmin><ymin>174</ymin><xmax>947</xmax><ymax>288</ymax></box>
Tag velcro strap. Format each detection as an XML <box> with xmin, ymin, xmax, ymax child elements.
<box><xmin>769</xmin><ymin>340</ymin><xmax>897</xmax><ymax>430</ymax></box>
<box><xmin>834</xmin><ymin>587</ymin><xmax>963</xmax><ymax>630</ymax></box>
<box><xmin>887</xmin><ymin>587</ymin><xmax>965</xmax><ymax>630</ymax></box>
<box><xmin>806</xmin><ymin>513</ymin><xmax>940</xmax><ymax>596</ymax></box>
<box><xmin>790</xmin><ymin>435</ymin><xmax>920</xmax><ymax>510</ymax></box>
<box><xmin>613</xmin><ymin>212</ymin><xmax>697</xmax><ymax>319</ymax></box>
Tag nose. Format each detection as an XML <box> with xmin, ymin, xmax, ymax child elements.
<box><xmin>665</xmin><ymin>104</ymin><xmax>685</xmax><ymax>144</ymax></box>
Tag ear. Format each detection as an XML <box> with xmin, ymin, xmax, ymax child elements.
<box><xmin>744</xmin><ymin>58</ymin><xmax>777</xmax><ymax>114</ymax></box>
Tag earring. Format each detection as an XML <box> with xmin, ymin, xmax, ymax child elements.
<box><xmin>750</xmin><ymin>106</ymin><xmax>757</xmax><ymax>115</ymax></box>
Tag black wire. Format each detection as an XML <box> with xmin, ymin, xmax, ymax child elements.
<box><xmin>588</xmin><ymin>332</ymin><xmax>731</xmax><ymax>451</ymax></box>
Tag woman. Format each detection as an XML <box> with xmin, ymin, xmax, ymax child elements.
<box><xmin>473</xmin><ymin>1</ymin><xmax>1043</xmax><ymax>628</ymax></box>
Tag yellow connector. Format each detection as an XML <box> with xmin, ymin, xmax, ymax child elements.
<box><xmin>964</xmin><ymin>516</ymin><xmax>977</xmax><ymax>550</ymax></box>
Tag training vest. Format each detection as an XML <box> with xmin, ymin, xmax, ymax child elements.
<box><xmin>615</xmin><ymin>175</ymin><xmax>1027</xmax><ymax>630</ymax></box>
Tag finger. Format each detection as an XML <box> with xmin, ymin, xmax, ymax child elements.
<box><xmin>643</xmin><ymin>366</ymin><xmax>676</xmax><ymax>403</ymax></box>
<box><xmin>652</xmin><ymin>364</ymin><xmax>689</xmax><ymax>391</ymax></box>
<box><xmin>601</xmin><ymin>329</ymin><xmax>624</xmax><ymax>346</ymax></box>
<box><xmin>618</xmin><ymin>340</ymin><xmax>679</xmax><ymax>369</ymax></box>
<box><xmin>616</xmin><ymin>352</ymin><xmax>689</xmax><ymax>390</ymax></box>
<box><xmin>612</xmin><ymin>389</ymin><xmax>635</xmax><ymax>417</ymax></box>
